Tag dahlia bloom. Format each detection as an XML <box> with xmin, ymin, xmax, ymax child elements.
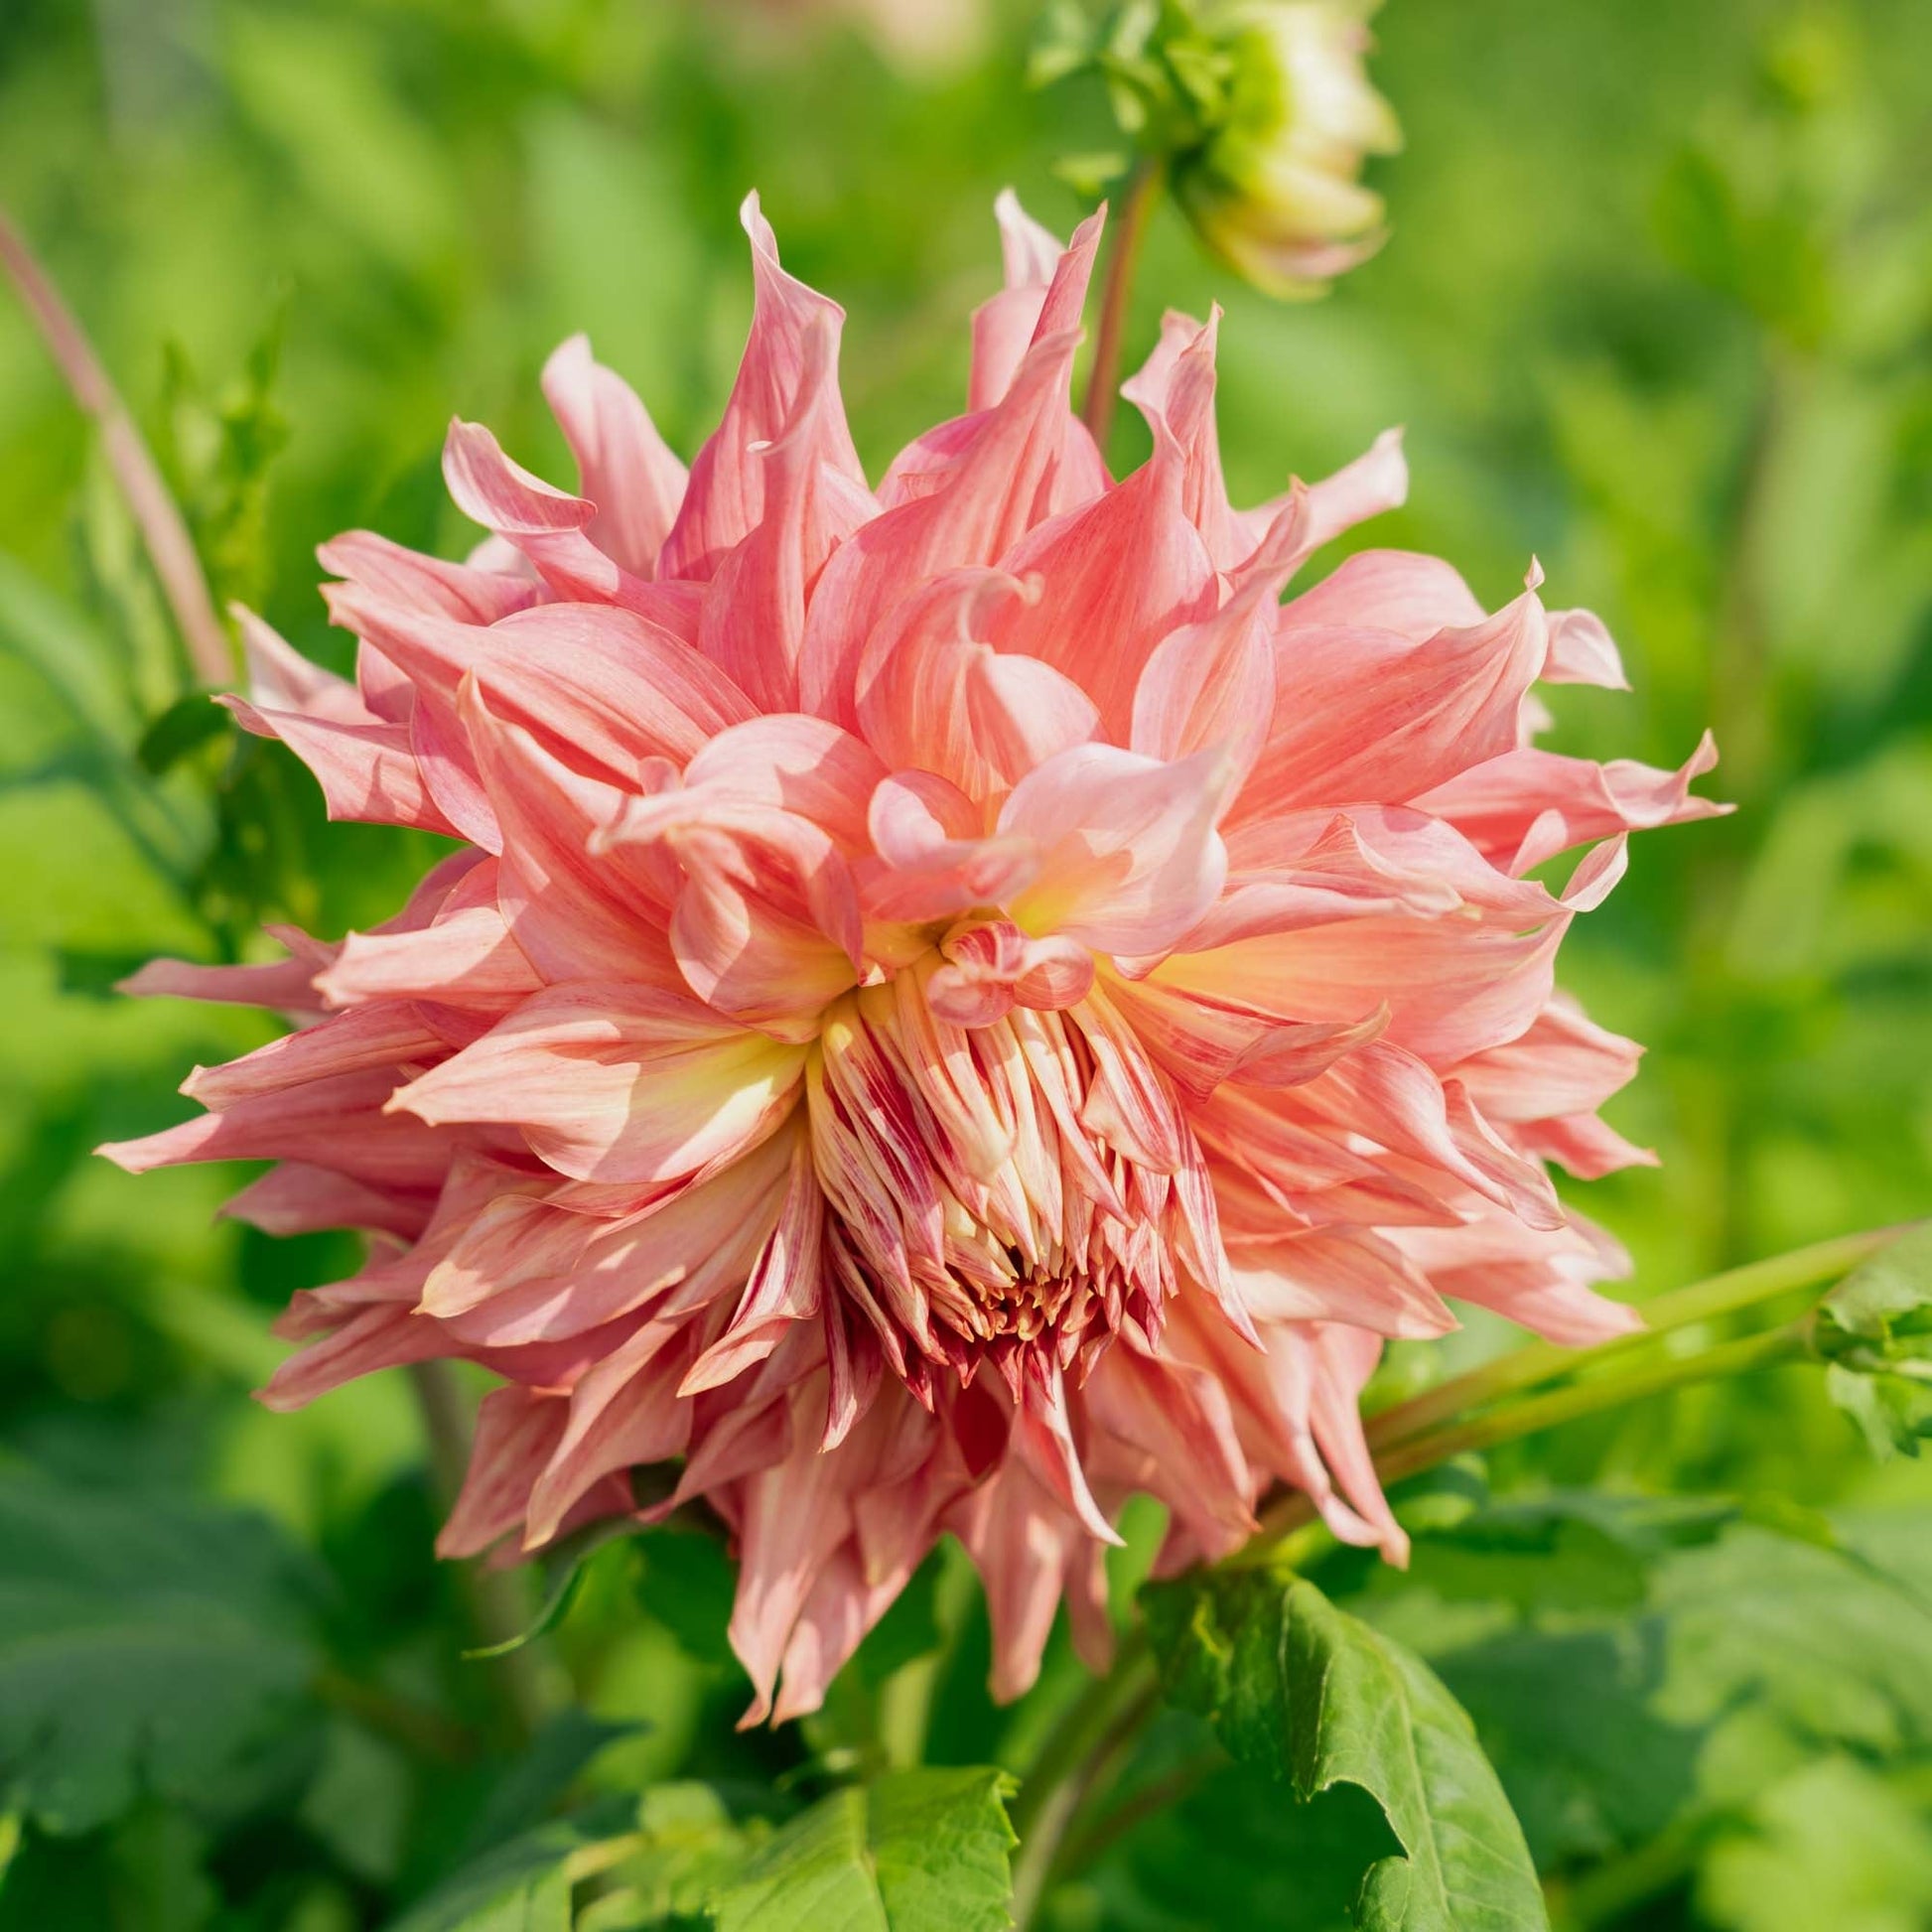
<box><xmin>104</xmin><ymin>192</ymin><xmax>1724</xmax><ymax>1722</ymax></box>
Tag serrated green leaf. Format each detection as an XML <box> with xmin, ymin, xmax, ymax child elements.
<box><xmin>1145</xmin><ymin>1570</ymin><xmax>1547</xmax><ymax>1930</ymax></box>
<box><xmin>1814</xmin><ymin>1227</ymin><xmax>1932</xmax><ymax>1458</ymax></box>
<box><xmin>707</xmin><ymin>1767</ymin><xmax>1017</xmax><ymax>1932</ymax></box>
<box><xmin>0</xmin><ymin>1465</ymin><xmax>325</xmax><ymax>1836</ymax></box>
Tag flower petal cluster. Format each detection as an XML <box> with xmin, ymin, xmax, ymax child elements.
<box><xmin>105</xmin><ymin>193</ymin><xmax>1725</xmax><ymax>1721</ymax></box>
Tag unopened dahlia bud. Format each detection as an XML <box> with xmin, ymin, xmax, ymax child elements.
<box><xmin>1173</xmin><ymin>2</ymin><xmax>1401</xmax><ymax>296</ymax></box>
<box><xmin>1038</xmin><ymin>0</ymin><xmax>1401</xmax><ymax>298</ymax></box>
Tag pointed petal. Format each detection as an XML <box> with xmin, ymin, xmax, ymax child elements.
<box><xmin>541</xmin><ymin>333</ymin><xmax>688</xmax><ymax>579</ymax></box>
<box><xmin>658</xmin><ymin>193</ymin><xmax>868</xmax><ymax>583</ymax></box>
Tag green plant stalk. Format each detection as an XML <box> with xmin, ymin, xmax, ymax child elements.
<box><xmin>1363</xmin><ymin>1223</ymin><xmax>1903</xmax><ymax>1455</ymax></box>
<box><xmin>1080</xmin><ymin>156</ymin><xmax>1162</xmax><ymax>449</ymax></box>
<box><xmin>407</xmin><ymin>1359</ymin><xmax>552</xmax><ymax>1747</ymax></box>
<box><xmin>1255</xmin><ymin>1322</ymin><xmax>1808</xmax><ymax>1552</ymax></box>
<box><xmin>1011</xmin><ymin>1633</ymin><xmax>1158</xmax><ymax>1929</ymax></box>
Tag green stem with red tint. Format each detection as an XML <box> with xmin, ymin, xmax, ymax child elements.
<box><xmin>1080</xmin><ymin>158</ymin><xmax>1163</xmax><ymax>452</ymax></box>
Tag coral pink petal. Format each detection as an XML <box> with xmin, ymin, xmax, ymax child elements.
<box><xmin>541</xmin><ymin>334</ymin><xmax>688</xmax><ymax>580</ymax></box>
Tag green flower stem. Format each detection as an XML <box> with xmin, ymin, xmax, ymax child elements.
<box><xmin>1010</xmin><ymin>1630</ymin><xmax>1157</xmax><ymax>1926</ymax></box>
<box><xmin>1080</xmin><ymin>157</ymin><xmax>1162</xmax><ymax>451</ymax></box>
<box><xmin>407</xmin><ymin>1360</ymin><xmax>552</xmax><ymax>1747</ymax></box>
<box><xmin>1363</xmin><ymin>1223</ymin><xmax>1905</xmax><ymax>1456</ymax></box>
<box><xmin>312</xmin><ymin>1664</ymin><xmax>479</xmax><ymax>1765</ymax></box>
<box><xmin>1253</xmin><ymin>1321</ymin><xmax>1811</xmax><ymax>1553</ymax></box>
<box><xmin>1371</xmin><ymin>1323</ymin><xmax>1806</xmax><ymax>1488</ymax></box>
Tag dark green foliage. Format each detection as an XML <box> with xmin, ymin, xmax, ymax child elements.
<box><xmin>0</xmin><ymin>1466</ymin><xmax>326</xmax><ymax>1837</ymax></box>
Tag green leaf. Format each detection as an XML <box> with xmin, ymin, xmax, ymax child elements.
<box><xmin>1813</xmin><ymin>1226</ymin><xmax>1932</xmax><ymax>1458</ymax></box>
<box><xmin>0</xmin><ymin>1465</ymin><xmax>325</xmax><ymax>1836</ymax></box>
<box><xmin>1427</xmin><ymin>1515</ymin><xmax>1932</xmax><ymax>1870</ymax></box>
<box><xmin>578</xmin><ymin>1783</ymin><xmax>760</xmax><ymax>1931</ymax></box>
<box><xmin>1144</xmin><ymin>1570</ymin><xmax>1548</xmax><ymax>1931</ymax></box>
<box><xmin>707</xmin><ymin>1767</ymin><xmax>1018</xmax><ymax>1932</ymax></box>
<box><xmin>385</xmin><ymin>1812</ymin><xmax>623</xmax><ymax>1932</ymax></box>
<box><xmin>1697</xmin><ymin>1755</ymin><xmax>1932</xmax><ymax>1932</ymax></box>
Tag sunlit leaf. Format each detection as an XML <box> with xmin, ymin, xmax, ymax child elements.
<box><xmin>1813</xmin><ymin>1225</ymin><xmax>1932</xmax><ymax>1459</ymax></box>
<box><xmin>1144</xmin><ymin>1569</ymin><xmax>1548</xmax><ymax>1930</ymax></box>
<box><xmin>707</xmin><ymin>1767</ymin><xmax>1018</xmax><ymax>1932</ymax></box>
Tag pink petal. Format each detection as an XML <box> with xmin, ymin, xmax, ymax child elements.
<box><xmin>982</xmin><ymin>410</ymin><xmax>1217</xmax><ymax>741</ymax></box>
<box><xmin>966</xmin><ymin>188</ymin><xmax>1063</xmax><ymax>412</ymax></box>
<box><xmin>223</xmin><ymin>1163</ymin><xmax>434</xmax><ymax>1242</ymax></box>
<box><xmin>1238</xmin><ymin>578</ymin><xmax>1551</xmax><ymax>822</ymax></box>
<box><xmin>1002</xmin><ymin>743</ymin><xmax>1234</xmax><ymax>957</ymax></box>
<box><xmin>443</xmin><ymin>416</ymin><xmax>657</xmax><ymax>610</ymax></box>
<box><xmin>860</xmin><ymin>771</ymin><xmax>1039</xmax><ymax>924</ymax></box>
<box><xmin>925</xmin><ymin>921</ymin><xmax>1092</xmax><ymax>1028</ymax></box>
<box><xmin>541</xmin><ymin>333</ymin><xmax>688</xmax><ymax>580</ymax></box>
<box><xmin>223</xmin><ymin>695</ymin><xmax>459</xmax><ymax>837</ymax></box>
<box><xmin>1229</xmin><ymin>1227</ymin><xmax>1456</xmax><ymax>1338</ymax></box>
<box><xmin>1415</xmin><ymin>731</ymin><xmax>1729</xmax><ymax>872</ymax></box>
<box><xmin>1542</xmin><ymin>607</ymin><xmax>1629</xmax><ymax>689</ymax></box>
<box><xmin>181</xmin><ymin>1002</ymin><xmax>455</xmax><ymax>1110</ymax></box>
<box><xmin>1276</xmin><ymin>547</ymin><xmax>1485</xmax><ymax>640</ymax></box>
<box><xmin>389</xmin><ymin>981</ymin><xmax>809</xmax><ymax>1184</ymax></box>
<box><xmin>696</xmin><ymin>313</ymin><xmax>880</xmax><ymax>711</ymax></box>
<box><xmin>318</xmin><ymin>528</ymin><xmax>543</xmax><ymax>625</ymax></box>
<box><xmin>801</xmin><ymin>210</ymin><xmax>1105</xmax><ymax>723</ymax></box>
<box><xmin>658</xmin><ymin>193</ymin><xmax>868</xmax><ymax>583</ymax></box>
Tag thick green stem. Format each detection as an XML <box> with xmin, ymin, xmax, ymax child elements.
<box><xmin>1010</xmin><ymin>1632</ymin><xmax>1156</xmax><ymax>1927</ymax></box>
<box><xmin>1363</xmin><ymin>1224</ymin><xmax>1903</xmax><ymax>1455</ymax></box>
<box><xmin>1080</xmin><ymin>158</ymin><xmax>1161</xmax><ymax>451</ymax></box>
<box><xmin>407</xmin><ymin>1360</ymin><xmax>551</xmax><ymax>1747</ymax></box>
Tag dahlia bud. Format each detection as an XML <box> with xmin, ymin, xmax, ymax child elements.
<box><xmin>1036</xmin><ymin>0</ymin><xmax>1401</xmax><ymax>298</ymax></box>
<box><xmin>1173</xmin><ymin>3</ymin><xmax>1402</xmax><ymax>296</ymax></box>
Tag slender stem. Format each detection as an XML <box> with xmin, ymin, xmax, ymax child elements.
<box><xmin>1052</xmin><ymin>1749</ymin><xmax>1223</xmax><ymax>1880</ymax></box>
<box><xmin>1364</xmin><ymin>1224</ymin><xmax>1904</xmax><ymax>1455</ymax></box>
<box><xmin>1080</xmin><ymin>159</ymin><xmax>1162</xmax><ymax>451</ymax></box>
<box><xmin>0</xmin><ymin>207</ymin><xmax>231</xmax><ymax>686</ymax></box>
<box><xmin>1257</xmin><ymin>1322</ymin><xmax>1809</xmax><ymax>1550</ymax></box>
<box><xmin>1011</xmin><ymin>1639</ymin><xmax>1158</xmax><ymax>1929</ymax></box>
<box><xmin>406</xmin><ymin>1360</ymin><xmax>551</xmax><ymax>1746</ymax></box>
<box><xmin>1372</xmin><ymin>1324</ymin><xmax>1805</xmax><ymax>1488</ymax></box>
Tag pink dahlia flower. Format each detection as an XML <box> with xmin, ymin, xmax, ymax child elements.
<box><xmin>104</xmin><ymin>193</ymin><xmax>1725</xmax><ymax>1722</ymax></box>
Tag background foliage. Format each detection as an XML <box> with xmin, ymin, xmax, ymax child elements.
<box><xmin>0</xmin><ymin>1</ymin><xmax>1928</xmax><ymax>1926</ymax></box>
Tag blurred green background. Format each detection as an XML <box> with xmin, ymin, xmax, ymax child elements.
<box><xmin>1</xmin><ymin>2</ymin><xmax>1929</xmax><ymax>1928</ymax></box>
